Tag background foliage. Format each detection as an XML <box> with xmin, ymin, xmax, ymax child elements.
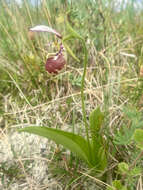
<box><xmin>1</xmin><ymin>0</ymin><xmax>143</xmax><ymax>189</ymax></box>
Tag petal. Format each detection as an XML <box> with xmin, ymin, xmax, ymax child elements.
<box><xmin>29</xmin><ymin>25</ymin><xmax>62</xmax><ymax>38</ymax></box>
<box><xmin>45</xmin><ymin>54</ymin><xmax>66</xmax><ymax>74</ymax></box>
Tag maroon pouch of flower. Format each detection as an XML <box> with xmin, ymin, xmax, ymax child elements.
<box><xmin>45</xmin><ymin>53</ymin><xmax>66</xmax><ymax>74</ymax></box>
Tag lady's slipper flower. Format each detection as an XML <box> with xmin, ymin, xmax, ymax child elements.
<box><xmin>45</xmin><ymin>44</ymin><xmax>66</xmax><ymax>74</ymax></box>
<box><xmin>29</xmin><ymin>25</ymin><xmax>66</xmax><ymax>74</ymax></box>
<box><xmin>46</xmin><ymin>53</ymin><xmax>66</xmax><ymax>74</ymax></box>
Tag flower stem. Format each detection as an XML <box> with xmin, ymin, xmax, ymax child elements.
<box><xmin>63</xmin><ymin>30</ymin><xmax>92</xmax><ymax>160</ymax></box>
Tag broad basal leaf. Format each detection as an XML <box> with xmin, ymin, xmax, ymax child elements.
<box><xmin>89</xmin><ymin>107</ymin><xmax>104</xmax><ymax>147</ymax></box>
<box><xmin>19</xmin><ymin>127</ymin><xmax>91</xmax><ymax>166</ymax></box>
<box><xmin>89</xmin><ymin>107</ymin><xmax>104</xmax><ymax>135</ymax></box>
<box><xmin>89</xmin><ymin>108</ymin><xmax>107</xmax><ymax>170</ymax></box>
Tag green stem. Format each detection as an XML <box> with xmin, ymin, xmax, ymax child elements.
<box><xmin>63</xmin><ymin>32</ymin><xmax>92</xmax><ymax>161</ymax></box>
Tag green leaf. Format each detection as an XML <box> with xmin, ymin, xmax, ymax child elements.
<box><xmin>118</xmin><ymin>162</ymin><xmax>129</xmax><ymax>175</ymax></box>
<box><xmin>89</xmin><ymin>108</ymin><xmax>104</xmax><ymax>138</ymax></box>
<box><xmin>112</xmin><ymin>180</ymin><xmax>122</xmax><ymax>189</ymax></box>
<box><xmin>107</xmin><ymin>180</ymin><xmax>127</xmax><ymax>190</ymax></box>
<box><xmin>114</xmin><ymin>107</ymin><xmax>143</xmax><ymax>146</ymax></box>
<box><xmin>19</xmin><ymin>127</ymin><xmax>91</xmax><ymax>166</ymax></box>
<box><xmin>89</xmin><ymin>108</ymin><xmax>107</xmax><ymax>170</ymax></box>
<box><xmin>66</xmin><ymin>22</ymin><xmax>82</xmax><ymax>39</ymax></box>
<box><xmin>89</xmin><ymin>108</ymin><xmax>104</xmax><ymax>151</ymax></box>
<box><xmin>123</xmin><ymin>106</ymin><xmax>141</xmax><ymax>121</ymax></box>
<box><xmin>133</xmin><ymin>129</ymin><xmax>143</xmax><ymax>149</ymax></box>
<box><xmin>114</xmin><ymin>126</ymin><xmax>134</xmax><ymax>145</ymax></box>
<box><xmin>63</xmin><ymin>42</ymin><xmax>80</xmax><ymax>62</ymax></box>
<box><xmin>97</xmin><ymin>146</ymin><xmax>107</xmax><ymax>171</ymax></box>
<box><xmin>129</xmin><ymin>167</ymin><xmax>141</xmax><ymax>177</ymax></box>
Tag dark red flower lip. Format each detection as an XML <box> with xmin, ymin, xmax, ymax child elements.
<box><xmin>45</xmin><ymin>53</ymin><xmax>66</xmax><ymax>74</ymax></box>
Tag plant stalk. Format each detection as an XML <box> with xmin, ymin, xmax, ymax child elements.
<box><xmin>63</xmin><ymin>31</ymin><xmax>92</xmax><ymax>162</ymax></box>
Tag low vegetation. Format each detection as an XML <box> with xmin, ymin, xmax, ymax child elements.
<box><xmin>0</xmin><ymin>0</ymin><xmax>143</xmax><ymax>189</ymax></box>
